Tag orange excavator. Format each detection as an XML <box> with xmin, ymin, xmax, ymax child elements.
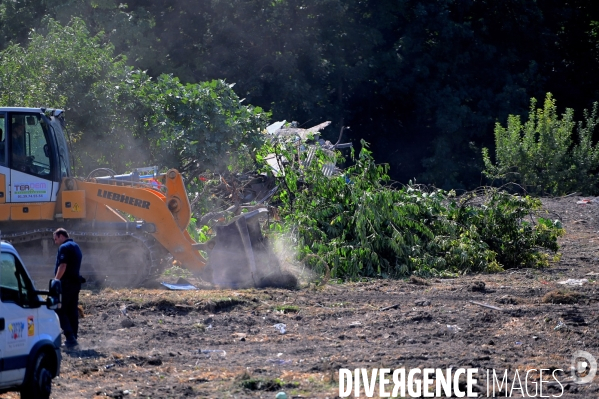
<box><xmin>0</xmin><ymin>107</ymin><xmax>286</xmax><ymax>288</ymax></box>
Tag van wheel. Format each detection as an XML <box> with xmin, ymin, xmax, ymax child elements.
<box><xmin>20</xmin><ymin>351</ymin><xmax>53</xmax><ymax>399</ymax></box>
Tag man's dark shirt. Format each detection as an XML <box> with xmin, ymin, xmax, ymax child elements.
<box><xmin>54</xmin><ymin>238</ymin><xmax>82</xmax><ymax>283</ymax></box>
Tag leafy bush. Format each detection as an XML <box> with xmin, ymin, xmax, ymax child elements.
<box><xmin>482</xmin><ymin>93</ymin><xmax>599</xmax><ymax>195</ymax></box>
<box><xmin>262</xmin><ymin>139</ymin><xmax>563</xmax><ymax>280</ymax></box>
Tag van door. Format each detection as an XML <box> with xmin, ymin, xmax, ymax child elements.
<box><xmin>0</xmin><ymin>252</ymin><xmax>40</xmax><ymax>385</ymax></box>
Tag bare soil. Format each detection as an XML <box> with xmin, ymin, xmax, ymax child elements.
<box><xmin>3</xmin><ymin>196</ymin><xmax>599</xmax><ymax>398</ymax></box>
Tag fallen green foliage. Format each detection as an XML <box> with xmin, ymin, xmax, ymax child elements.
<box><xmin>265</xmin><ymin>140</ymin><xmax>564</xmax><ymax>280</ymax></box>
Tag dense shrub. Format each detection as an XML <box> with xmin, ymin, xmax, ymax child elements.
<box><xmin>483</xmin><ymin>93</ymin><xmax>599</xmax><ymax>195</ymax></box>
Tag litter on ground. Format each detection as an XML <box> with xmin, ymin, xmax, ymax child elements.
<box><xmin>557</xmin><ymin>279</ymin><xmax>588</xmax><ymax>286</ymax></box>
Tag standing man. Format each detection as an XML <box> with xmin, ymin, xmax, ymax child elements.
<box><xmin>53</xmin><ymin>228</ymin><xmax>83</xmax><ymax>348</ymax></box>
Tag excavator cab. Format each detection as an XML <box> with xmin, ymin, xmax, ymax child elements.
<box><xmin>0</xmin><ymin>108</ymin><xmax>70</xmax><ymax>204</ymax></box>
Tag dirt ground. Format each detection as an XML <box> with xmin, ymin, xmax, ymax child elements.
<box><xmin>3</xmin><ymin>196</ymin><xmax>599</xmax><ymax>398</ymax></box>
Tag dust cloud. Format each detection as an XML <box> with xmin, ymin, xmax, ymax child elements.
<box><xmin>270</xmin><ymin>231</ymin><xmax>316</xmax><ymax>286</ymax></box>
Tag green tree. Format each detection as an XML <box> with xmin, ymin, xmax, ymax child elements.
<box><xmin>0</xmin><ymin>0</ymin><xmax>47</xmax><ymax>50</ymax></box>
<box><xmin>483</xmin><ymin>93</ymin><xmax>599</xmax><ymax>195</ymax></box>
<box><xmin>3</xmin><ymin>0</ymin><xmax>599</xmax><ymax>189</ymax></box>
<box><xmin>122</xmin><ymin>73</ymin><xmax>270</xmax><ymax>180</ymax></box>
<box><xmin>0</xmin><ymin>17</ymin><xmax>135</xmax><ymax>173</ymax></box>
<box><xmin>0</xmin><ymin>17</ymin><xmax>269</xmax><ymax>180</ymax></box>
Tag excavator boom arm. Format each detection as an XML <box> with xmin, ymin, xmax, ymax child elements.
<box><xmin>61</xmin><ymin>170</ymin><xmax>206</xmax><ymax>271</ymax></box>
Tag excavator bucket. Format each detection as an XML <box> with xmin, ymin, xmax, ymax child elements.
<box><xmin>204</xmin><ymin>209</ymin><xmax>290</xmax><ymax>288</ymax></box>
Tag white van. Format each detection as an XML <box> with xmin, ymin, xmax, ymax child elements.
<box><xmin>0</xmin><ymin>240</ymin><xmax>62</xmax><ymax>399</ymax></box>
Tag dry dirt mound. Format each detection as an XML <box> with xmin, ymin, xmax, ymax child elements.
<box><xmin>2</xmin><ymin>196</ymin><xmax>599</xmax><ymax>398</ymax></box>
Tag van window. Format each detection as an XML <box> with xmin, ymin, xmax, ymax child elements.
<box><xmin>0</xmin><ymin>252</ymin><xmax>38</xmax><ymax>308</ymax></box>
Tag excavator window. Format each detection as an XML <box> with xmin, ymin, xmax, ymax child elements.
<box><xmin>0</xmin><ymin>114</ymin><xmax>5</xmax><ymax>164</ymax></box>
<box><xmin>9</xmin><ymin>113</ymin><xmax>51</xmax><ymax>177</ymax></box>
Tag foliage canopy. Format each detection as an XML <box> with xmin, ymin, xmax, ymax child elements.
<box><xmin>0</xmin><ymin>18</ymin><xmax>269</xmax><ymax>178</ymax></box>
<box><xmin>3</xmin><ymin>0</ymin><xmax>599</xmax><ymax>187</ymax></box>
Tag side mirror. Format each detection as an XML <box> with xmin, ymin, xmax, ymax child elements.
<box><xmin>43</xmin><ymin>144</ymin><xmax>49</xmax><ymax>158</ymax></box>
<box><xmin>46</xmin><ymin>279</ymin><xmax>62</xmax><ymax>310</ymax></box>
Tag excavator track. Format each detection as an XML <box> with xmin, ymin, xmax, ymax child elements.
<box><xmin>4</xmin><ymin>228</ymin><xmax>170</xmax><ymax>288</ymax></box>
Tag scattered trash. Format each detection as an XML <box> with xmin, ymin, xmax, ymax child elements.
<box><xmin>469</xmin><ymin>300</ymin><xmax>505</xmax><ymax>312</ymax></box>
<box><xmin>105</xmin><ymin>364</ymin><xmax>115</xmax><ymax>369</ymax></box>
<box><xmin>447</xmin><ymin>325</ymin><xmax>462</xmax><ymax>333</ymax></box>
<box><xmin>348</xmin><ymin>321</ymin><xmax>362</xmax><ymax>327</ymax></box>
<box><xmin>266</xmin><ymin>120</ymin><xmax>286</xmax><ymax>134</ymax></box>
<box><xmin>558</xmin><ymin>279</ymin><xmax>588</xmax><ymax>286</ymax></box>
<box><xmin>200</xmin><ymin>349</ymin><xmax>226</xmax><ymax>357</ymax></box>
<box><xmin>275</xmin><ymin>392</ymin><xmax>288</xmax><ymax>399</ymax></box>
<box><xmin>268</xmin><ymin>359</ymin><xmax>292</xmax><ymax>365</ymax></box>
<box><xmin>576</xmin><ymin>198</ymin><xmax>597</xmax><ymax>205</ymax></box>
<box><xmin>554</xmin><ymin>321</ymin><xmax>566</xmax><ymax>331</ymax></box>
<box><xmin>119</xmin><ymin>305</ymin><xmax>127</xmax><ymax>316</ymax></box>
<box><xmin>264</xmin><ymin>120</ymin><xmax>351</xmax><ymax>177</ymax></box>
<box><xmin>273</xmin><ymin>323</ymin><xmax>287</xmax><ymax>334</ymax></box>
<box><xmin>515</xmin><ymin>341</ymin><xmax>523</xmax><ymax>346</ymax></box>
<box><xmin>123</xmin><ymin>390</ymin><xmax>130</xmax><ymax>395</ymax></box>
<box><xmin>160</xmin><ymin>280</ymin><xmax>198</xmax><ymax>290</ymax></box>
<box><xmin>379</xmin><ymin>303</ymin><xmax>401</xmax><ymax>311</ymax></box>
